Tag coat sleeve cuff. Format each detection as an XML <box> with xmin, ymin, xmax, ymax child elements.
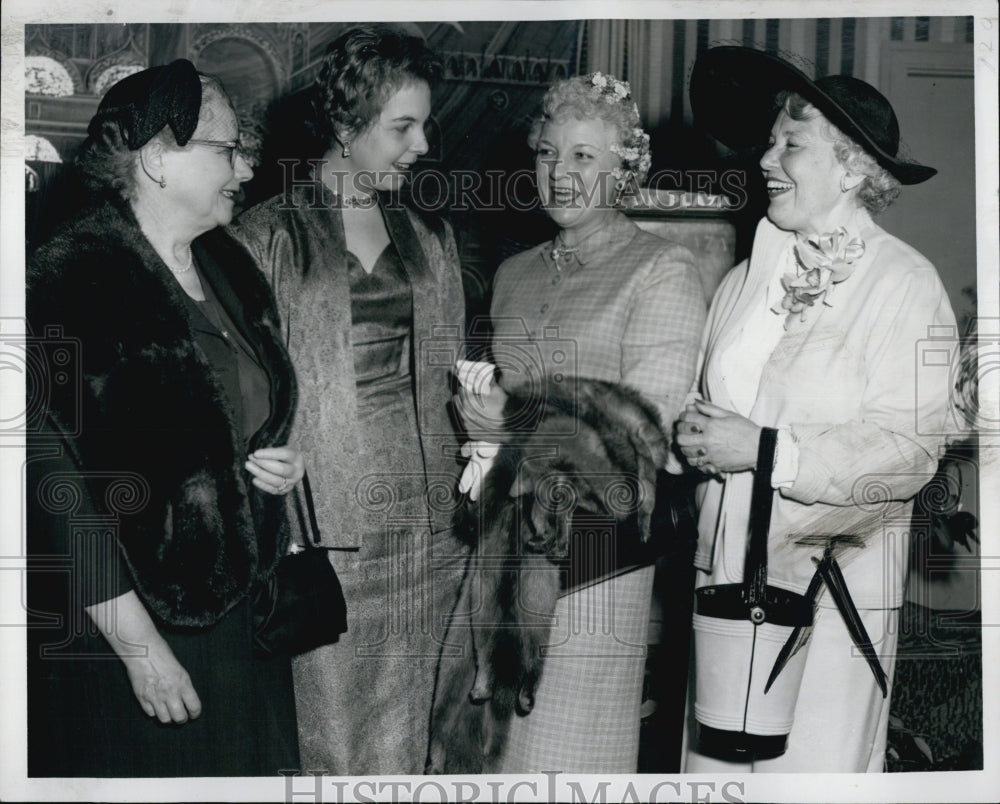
<box><xmin>771</xmin><ymin>426</ymin><xmax>799</xmax><ymax>488</ymax></box>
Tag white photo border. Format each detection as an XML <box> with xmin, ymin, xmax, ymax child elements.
<box><xmin>2</xmin><ymin>1</ymin><xmax>997</xmax><ymax>801</ymax></box>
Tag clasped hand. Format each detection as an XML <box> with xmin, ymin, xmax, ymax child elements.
<box><xmin>245</xmin><ymin>445</ymin><xmax>305</xmax><ymax>495</ymax></box>
<box><xmin>675</xmin><ymin>399</ymin><xmax>761</xmax><ymax>475</ymax></box>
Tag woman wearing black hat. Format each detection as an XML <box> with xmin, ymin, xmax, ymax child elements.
<box><xmin>27</xmin><ymin>60</ymin><xmax>303</xmax><ymax>776</ymax></box>
<box><xmin>674</xmin><ymin>47</ymin><xmax>957</xmax><ymax>772</ymax></box>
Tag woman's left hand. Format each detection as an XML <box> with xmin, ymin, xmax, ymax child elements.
<box><xmin>245</xmin><ymin>446</ymin><xmax>305</xmax><ymax>495</ymax></box>
<box><xmin>675</xmin><ymin>399</ymin><xmax>762</xmax><ymax>474</ymax></box>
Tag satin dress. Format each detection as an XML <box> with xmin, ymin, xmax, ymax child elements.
<box><xmin>291</xmin><ymin>245</ymin><xmax>458</xmax><ymax>775</ymax></box>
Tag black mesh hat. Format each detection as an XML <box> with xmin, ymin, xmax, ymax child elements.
<box><xmin>88</xmin><ymin>59</ymin><xmax>202</xmax><ymax>150</ymax></box>
<box><xmin>689</xmin><ymin>46</ymin><xmax>936</xmax><ymax>185</ymax></box>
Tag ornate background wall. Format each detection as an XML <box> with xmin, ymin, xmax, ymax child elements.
<box><xmin>24</xmin><ymin>18</ymin><xmax>974</xmax><ymax>167</ymax></box>
<box><xmin>22</xmin><ymin>17</ymin><xmax>977</xmax><ymax>326</ymax></box>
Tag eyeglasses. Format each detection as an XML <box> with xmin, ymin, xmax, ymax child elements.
<box><xmin>186</xmin><ymin>138</ymin><xmax>251</xmax><ymax>167</ymax></box>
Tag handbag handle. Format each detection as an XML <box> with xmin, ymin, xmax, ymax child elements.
<box><xmin>300</xmin><ymin>470</ymin><xmax>323</xmax><ymax>548</ymax></box>
<box><xmin>744</xmin><ymin>427</ymin><xmax>778</xmax><ymax>617</ymax></box>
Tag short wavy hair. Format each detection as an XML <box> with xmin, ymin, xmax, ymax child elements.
<box><xmin>310</xmin><ymin>24</ymin><xmax>442</xmax><ymax>151</ymax></box>
<box><xmin>777</xmin><ymin>90</ymin><xmax>902</xmax><ymax>214</ymax></box>
<box><xmin>75</xmin><ymin>75</ymin><xmax>231</xmax><ymax>200</ymax></box>
<box><xmin>527</xmin><ymin>72</ymin><xmax>652</xmax><ymax>184</ymax></box>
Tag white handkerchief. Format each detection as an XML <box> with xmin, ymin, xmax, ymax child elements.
<box><xmin>455</xmin><ymin>359</ymin><xmax>496</xmax><ymax>396</ymax></box>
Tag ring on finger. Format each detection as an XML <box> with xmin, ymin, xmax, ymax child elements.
<box><xmin>696</xmin><ymin>448</ymin><xmax>707</xmax><ymax>457</ymax></box>
<box><xmin>278</xmin><ymin>478</ymin><xmax>288</xmax><ymax>492</ymax></box>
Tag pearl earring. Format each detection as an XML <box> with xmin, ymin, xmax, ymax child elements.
<box><xmin>342</xmin><ymin>141</ymin><xmax>351</xmax><ymax>158</ymax></box>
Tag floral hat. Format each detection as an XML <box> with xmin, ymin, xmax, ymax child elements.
<box><xmin>586</xmin><ymin>72</ymin><xmax>652</xmax><ymax>184</ymax></box>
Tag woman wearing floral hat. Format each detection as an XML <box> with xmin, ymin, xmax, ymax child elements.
<box><xmin>675</xmin><ymin>46</ymin><xmax>957</xmax><ymax>772</ymax></box>
<box><xmin>452</xmin><ymin>71</ymin><xmax>706</xmax><ymax>773</ymax></box>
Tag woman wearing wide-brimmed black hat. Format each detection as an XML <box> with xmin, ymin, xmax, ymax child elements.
<box><xmin>672</xmin><ymin>46</ymin><xmax>957</xmax><ymax>772</ymax></box>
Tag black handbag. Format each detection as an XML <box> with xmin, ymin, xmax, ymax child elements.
<box><xmin>253</xmin><ymin>472</ymin><xmax>348</xmax><ymax>657</ymax></box>
<box><xmin>562</xmin><ymin>468</ymin><xmax>700</xmax><ymax>594</ymax></box>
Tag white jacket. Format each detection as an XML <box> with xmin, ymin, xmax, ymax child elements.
<box><xmin>695</xmin><ymin>210</ymin><xmax>957</xmax><ymax>609</ymax></box>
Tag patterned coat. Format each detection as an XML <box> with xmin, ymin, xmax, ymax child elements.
<box><xmin>228</xmin><ymin>182</ymin><xmax>469</xmax><ymax>775</ymax></box>
<box><xmin>480</xmin><ymin>211</ymin><xmax>707</xmax><ymax>773</ymax></box>
<box><xmin>491</xmin><ymin>211</ymin><xmax>706</xmax><ymax>429</ymax></box>
<box><xmin>230</xmin><ymin>182</ymin><xmax>466</xmax><ymax>544</ymax></box>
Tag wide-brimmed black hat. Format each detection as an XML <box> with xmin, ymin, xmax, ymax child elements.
<box><xmin>689</xmin><ymin>46</ymin><xmax>936</xmax><ymax>185</ymax></box>
<box><xmin>88</xmin><ymin>59</ymin><xmax>202</xmax><ymax>150</ymax></box>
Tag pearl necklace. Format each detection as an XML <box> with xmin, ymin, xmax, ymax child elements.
<box><xmin>331</xmin><ymin>191</ymin><xmax>377</xmax><ymax>209</ymax></box>
<box><xmin>322</xmin><ymin>169</ymin><xmax>377</xmax><ymax>208</ymax></box>
<box><xmin>168</xmin><ymin>248</ymin><xmax>194</xmax><ymax>275</ymax></box>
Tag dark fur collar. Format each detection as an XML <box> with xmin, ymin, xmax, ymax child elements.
<box><xmin>28</xmin><ymin>198</ymin><xmax>296</xmax><ymax>626</ymax></box>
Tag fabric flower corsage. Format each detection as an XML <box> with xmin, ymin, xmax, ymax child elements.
<box><xmin>772</xmin><ymin>227</ymin><xmax>865</xmax><ymax>328</ymax></box>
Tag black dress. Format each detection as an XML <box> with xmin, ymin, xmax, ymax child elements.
<box><xmin>26</xmin><ymin>253</ymin><xmax>299</xmax><ymax>777</ymax></box>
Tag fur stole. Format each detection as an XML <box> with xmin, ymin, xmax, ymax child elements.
<box><xmin>427</xmin><ymin>379</ymin><xmax>670</xmax><ymax>773</ymax></box>
<box><xmin>27</xmin><ymin>198</ymin><xmax>296</xmax><ymax>627</ymax></box>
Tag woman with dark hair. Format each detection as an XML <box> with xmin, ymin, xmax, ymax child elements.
<box><xmin>27</xmin><ymin>60</ymin><xmax>302</xmax><ymax>776</ymax></box>
<box><xmin>676</xmin><ymin>46</ymin><xmax>957</xmax><ymax>772</ymax></box>
<box><xmin>230</xmin><ymin>24</ymin><xmax>468</xmax><ymax>775</ymax></box>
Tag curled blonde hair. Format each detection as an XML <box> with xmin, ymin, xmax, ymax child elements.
<box><xmin>528</xmin><ymin>72</ymin><xmax>652</xmax><ymax>185</ymax></box>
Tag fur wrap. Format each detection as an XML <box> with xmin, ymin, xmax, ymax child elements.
<box><xmin>27</xmin><ymin>197</ymin><xmax>296</xmax><ymax>627</ymax></box>
<box><xmin>427</xmin><ymin>379</ymin><xmax>671</xmax><ymax>773</ymax></box>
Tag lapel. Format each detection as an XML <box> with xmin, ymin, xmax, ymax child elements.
<box><xmin>287</xmin><ymin>182</ymin><xmax>353</xmax><ymax>374</ymax></box>
<box><xmin>716</xmin><ymin>221</ymin><xmax>788</xmax><ymax>349</ymax></box>
<box><xmin>303</xmin><ymin>180</ymin><xmax>350</xmax><ymax>286</ymax></box>
<box><xmin>193</xmin><ymin>232</ymin><xmax>261</xmax><ymax>356</ymax></box>
<box><xmin>703</xmin><ymin>218</ymin><xmax>793</xmax><ymax>411</ymax></box>
<box><xmin>382</xmin><ymin>199</ymin><xmax>432</xmax><ymax>287</ymax></box>
<box><xmin>382</xmin><ymin>199</ymin><xmax>434</xmax><ymax>399</ymax></box>
<box><xmin>191</xmin><ymin>228</ymin><xmax>297</xmax><ymax>449</ymax></box>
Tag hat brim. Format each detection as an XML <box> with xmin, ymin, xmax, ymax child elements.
<box><xmin>689</xmin><ymin>47</ymin><xmax>936</xmax><ymax>185</ymax></box>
